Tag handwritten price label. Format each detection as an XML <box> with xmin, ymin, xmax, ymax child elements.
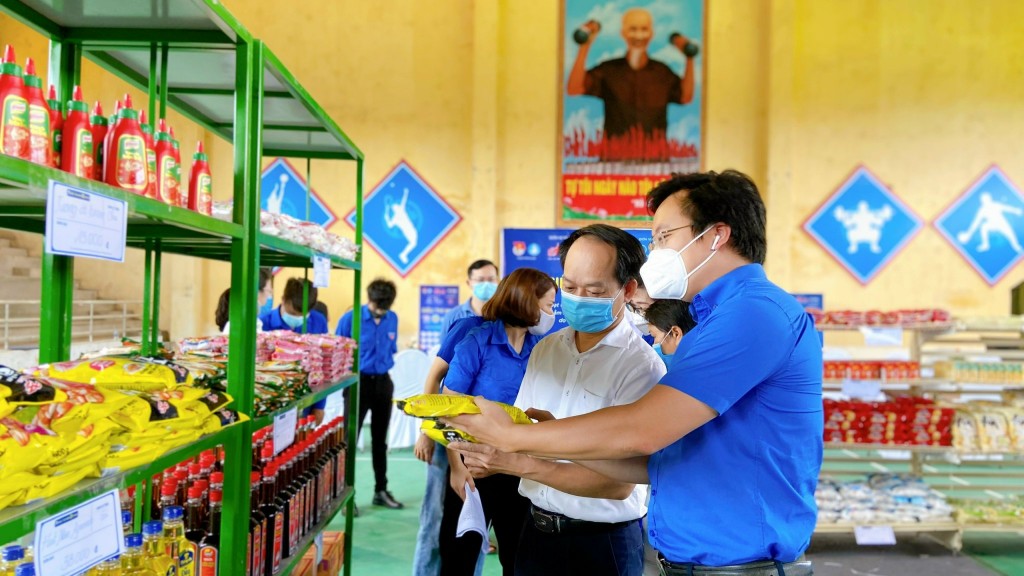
<box><xmin>34</xmin><ymin>489</ymin><xmax>123</xmax><ymax>576</ymax></box>
<box><xmin>45</xmin><ymin>180</ymin><xmax>127</xmax><ymax>262</ymax></box>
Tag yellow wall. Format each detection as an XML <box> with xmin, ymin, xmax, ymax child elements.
<box><xmin>3</xmin><ymin>0</ymin><xmax>1023</xmax><ymax>344</ymax></box>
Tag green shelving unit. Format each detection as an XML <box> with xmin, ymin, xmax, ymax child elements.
<box><xmin>0</xmin><ymin>2</ymin><xmax>364</xmax><ymax>575</ymax></box>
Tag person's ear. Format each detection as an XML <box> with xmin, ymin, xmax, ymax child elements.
<box><xmin>623</xmin><ymin>278</ymin><xmax>638</xmax><ymax>302</ymax></box>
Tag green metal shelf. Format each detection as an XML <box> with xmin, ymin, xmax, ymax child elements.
<box><xmin>273</xmin><ymin>487</ymin><xmax>354</xmax><ymax>576</ymax></box>
<box><xmin>253</xmin><ymin>374</ymin><xmax>359</xmax><ymax>429</ymax></box>
<box><xmin>0</xmin><ymin>424</ymin><xmax>241</xmax><ymax>544</ymax></box>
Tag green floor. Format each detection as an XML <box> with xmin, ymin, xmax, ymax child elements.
<box><xmin>332</xmin><ymin>448</ymin><xmax>1024</xmax><ymax>576</ymax></box>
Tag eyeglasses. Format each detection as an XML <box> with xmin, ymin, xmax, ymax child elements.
<box><xmin>626</xmin><ymin>302</ymin><xmax>647</xmax><ymax>316</ymax></box>
<box><xmin>649</xmin><ymin>224</ymin><xmax>695</xmax><ymax>251</ymax></box>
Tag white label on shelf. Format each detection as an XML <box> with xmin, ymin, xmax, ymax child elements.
<box><xmin>34</xmin><ymin>489</ymin><xmax>124</xmax><ymax>576</ymax></box>
<box><xmin>323</xmin><ymin>390</ymin><xmax>345</xmax><ymax>424</ymax></box>
<box><xmin>273</xmin><ymin>408</ymin><xmax>298</xmax><ymax>455</ymax></box>
<box><xmin>314</xmin><ymin>531</ymin><xmax>324</xmax><ymax>566</ymax></box>
<box><xmin>841</xmin><ymin>380</ymin><xmax>883</xmax><ymax>400</ymax></box>
<box><xmin>45</xmin><ymin>180</ymin><xmax>127</xmax><ymax>263</ymax></box>
<box><xmin>860</xmin><ymin>327</ymin><xmax>904</xmax><ymax>347</ymax></box>
<box><xmin>853</xmin><ymin>525</ymin><xmax>896</xmax><ymax>546</ymax></box>
<box><xmin>312</xmin><ymin>255</ymin><xmax>331</xmax><ymax>288</ymax></box>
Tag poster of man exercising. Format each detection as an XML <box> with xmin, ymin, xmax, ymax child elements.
<box><xmin>956</xmin><ymin>192</ymin><xmax>1023</xmax><ymax>253</ymax></box>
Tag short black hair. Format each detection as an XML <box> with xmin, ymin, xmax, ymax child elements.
<box><xmin>645</xmin><ymin>299</ymin><xmax>697</xmax><ymax>335</ymax></box>
<box><xmin>214</xmin><ymin>289</ymin><xmax>231</xmax><ymax>332</ymax></box>
<box><xmin>647</xmin><ymin>170</ymin><xmax>767</xmax><ymax>264</ymax></box>
<box><xmin>558</xmin><ymin>224</ymin><xmax>645</xmax><ymax>287</ymax></box>
<box><xmin>367</xmin><ymin>278</ymin><xmax>397</xmax><ymax>309</ymax></box>
<box><xmin>258</xmin><ymin>268</ymin><xmax>272</xmax><ymax>292</ymax></box>
<box><xmin>283</xmin><ymin>277</ymin><xmax>318</xmax><ymax>312</ymax></box>
<box><xmin>467</xmin><ymin>259</ymin><xmax>497</xmax><ymax>278</ymax></box>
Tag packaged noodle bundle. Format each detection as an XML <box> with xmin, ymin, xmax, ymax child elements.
<box><xmin>108</xmin><ymin>389</ymin><xmax>205</xmax><ymax>431</ymax></box>
<box><xmin>49</xmin><ymin>381</ymin><xmax>135</xmax><ymax>425</ymax></box>
<box><xmin>420</xmin><ymin>419</ymin><xmax>476</xmax><ymax>446</ymax></box>
<box><xmin>0</xmin><ymin>417</ymin><xmax>67</xmax><ymax>479</ymax></box>
<box><xmin>201</xmin><ymin>409</ymin><xmax>248</xmax><ymax>434</ymax></box>
<box><xmin>396</xmin><ymin>393</ymin><xmax>533</xmax><ymax>425</ymax></box>
<box><xmin>36</xmin><ymin>356</ymin><xmax>192</xmax><ymax>390</ymax></box>
<box><xmin>18</xmin><ymin>465</ymin><xmax>95</xmax><ymax>504</ymax></box>
<box><xmin>0</xmin><ymin>365</ymin><xmax>67</xmax><ymax>404</ymax></box>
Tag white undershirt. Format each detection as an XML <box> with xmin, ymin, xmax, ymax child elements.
<box><xmin>514</xmin><ymin>318</ymin><xmax>666</xmax><ymax>523</ymax></box>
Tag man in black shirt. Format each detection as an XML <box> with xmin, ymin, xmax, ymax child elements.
<box><xmin>567</xmin><ymin>8</ymin><xmax>696</xmax><ymax>160</ymax></box>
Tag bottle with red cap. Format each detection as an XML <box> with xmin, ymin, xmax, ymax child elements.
<box><xmin>260</xmin><ymin>465</ymin><xmax>284</xmax><ymax>575</ymax></box>
<box><xmin>187</xmin><ymin>141</ymin><xmax>212</xmax><ymax>215</ymax></box>
<box><xmin>90</xmin><ymin>101</ymin><xmax>108</xmax><ymax>175</ymax></box>
<box><xmin>154</xmin><ymin>120</ymin><xmax>179</xmax><ymax>205</ymax></box>
<box><xmin>22</xmin><ymin>58</ymin><xmax>51</xmax><ymax>167</ymax></box>
<box><xmin>105</xmin><ymin>94</ymin><xmax>147</xmax><ymax>192</ymax></box>
<box><xmin>182</xmin><ymin>485</ymin><xmax>205</xmax><ymax>575</ymax></box>
<box><xmin>61</xmin><ymin>86</ymin><xmax>93</xmax><ymax>178</ymax></box>
<box><xmin>0</xmin><ymin>46</ymin><xmax>30</xmax><ymax>159</ymax></box>
<box><xmin>198</xmin><ymin>489</ymin><xmax>221</xmax><ymax>576</ymax></box>
<box><xmin>46</xmin><ymin>85</ymin><xmax>61</xmax><ymax>168</ymax></box>
<box><xmin>248</xmin><ymin>472</ymin><xmax>266</xmax><ymax>576</ymax></box>
<box><xmin>140</xmin><ymin>111</ymin><xmax>158</xmax><ymax>199</ymax></box>
<box><xmin>157</xmin><ymin>481</ymin><xmax>177</xmax><ymax>522</ymax></box>
<box><xmin>277</xmin><ymin>450</ymin><xmax>300</xmax><ymax>558</ymax></box>
<box><xmin>175</xmin><ymin>467</ymin><xmax>189</xmax><ymax>506</ymax></box>
<box><xmin>101</xmin><ymin>99</ymin><xmax>120</xmax><ymax>175</ymax></box>
<box><xmin>168</xmin><ymin>126</ymin><xmax>184</xmax><ymax>208</ymax></box>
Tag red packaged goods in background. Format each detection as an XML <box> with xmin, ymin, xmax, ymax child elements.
<box><xmin>22</xmin><ymin>58</ymin><xmax>52</xmax><ymax>167</ymax></box>
<box><xmin>865</xmin><ymin>310</ymin><xmax>884</xmax><ymax>326</ymax></box>
<box><xmin>0</xmin><ymin>46</ymin><xmax>30</xmax><ymax>159</ymax></box>
<box><xmin>105</xmin><ymin>94</ymin><xmax>148</xmax><ymax>192</ymax></box>
<box><xmin>62</xmin><ymin>86</ymin><xmax>94</xmax><ymax>179</ymax></box>
<box><xmin>46</xmin><ymin>84</ymin><xmax>62</xmax><ymax>168</ymax></box>
<box><xmin>89</xmin><ymin>100</ymin><xmax>108</xmax><ymax>173</ymax></box>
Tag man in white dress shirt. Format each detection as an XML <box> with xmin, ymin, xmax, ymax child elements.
<box><xmin>452</xmin><ymin>224</ymin><xmax>664</xmax><ymax>576</ymax></box>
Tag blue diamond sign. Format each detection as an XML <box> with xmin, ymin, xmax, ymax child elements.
<box><xmin>261</xmin><ymin>158</ymin><xmax>338</xmax><ymax>228</ymax></box>
<box><xmin>804</xmin><ymin>167</ymin><xmax>922</xmax><ymax>284</ymax></box>
<box><xmin>347</xmin><ymin>161</ymin><xmax>461</xmax><ymax>277</ymax></box>
<box><xmin>935</xmin><ymin>166</ymin><xmax>1024</xmax><ymax>285</ymax></box>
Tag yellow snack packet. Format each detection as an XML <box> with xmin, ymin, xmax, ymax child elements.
<box><xmin>397</xmin><ymin>393</ymin><xmax>533</xmax><ymax>425</ymax></box>
<box><xmin>36</xmin><ymin>442</ymin><xmax>109</xmax><ymax>476</ymax></box>
<box><xmin>0</xmin><ymin>490</ymin><xmax>22</xmax><ymax>512</ymax></box>
<box><xmin>38</xmin><ymin>356</ymin><xmax>191</xmax><ymax>391</ymax></box>
<box><xmin>420</xmin><ymin>419</ymin><xmax>476</xmax><ymax>446</ymax></box>
<box><xmin>0</xmin><ymin>366</ymin><xmax>68</xmax><ymax>405</ymax></box>
<box><xmin>200</xmin><ymin>409</ymin><xmax>248</xmax><ymax>434</ymax></box>
<box><xmin>101</xmin><ymin>443</ymin><xmax>168</xmax><ymax>474</ymax></box>
<box><xmin>0</xmin><ymin>417</ymin><xmax>65</xmax><ymax>478</ymax></box>
<box><xmin>50</xmin><ymin>381</ymin><xmax>135</xmax><ymax>425</ymax></box>
<box><xmin>20</xmin><ymin>465</ymin><xmax>93</xmax><ymax>504</ymax></box>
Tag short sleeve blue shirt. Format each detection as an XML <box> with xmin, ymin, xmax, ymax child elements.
<box><xmin>443</xmin><ymin>320</ymin><xmax>540</xmax><ymax>404</ymax></box>
<box><xmin>438</xmin><ymin>316</ymin><xmax>486</xmax><ymax>364</ymax></box>
<box><xmin>259</xmin><ymin>307</ymin><xmax>329</xmax><ymax>335</ymax></box>
<box><xmin>336</xmin><ymin>305</ymin><xmax>398</xmax><ymax>375</ymax></box>
<box><xmin>441</xmin><ymin>299</ymin><xmax>477</xmax><ymax>337</ymax></box>
<box><xmin>648</xmin><ymin>264</ymin><xmax>823</xmax><ymax>566</ymax></box>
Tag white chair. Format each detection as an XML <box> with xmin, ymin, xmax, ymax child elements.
<box><xmin>355</xmin><ymin>349</ymin><xmax>432</xmax><ymax>452</ymax></box>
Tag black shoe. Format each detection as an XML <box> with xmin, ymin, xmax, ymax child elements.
<box><xmin>372</xmin><ymin>490</ymin><xmax>404</xmax><ymax>509</ymax></box>
<box><xmin>352</xmin><ymin>503</ymin><xmax>360</xmax><ymax>517</ymax></box>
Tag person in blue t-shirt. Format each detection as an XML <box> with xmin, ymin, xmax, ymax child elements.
<box><xmin>440</xmin><ymin>259</ymin><xmax>500</xmax><ymax>337</ymax></box>
<box><xmin>644</xmin><ymin>298</ymin><xmax>696</xmax><ymax>368</ymax></box>
<box><xmin>258</xmin><ymin>277</ymin><xmax>329</xmax><ymax>334</ymax></box>
<box><xmin>336</xmin><ymin>278</ymin><xmax>403</xmax><ymax>510</ymax></box>
<box><xmin>449</xmin><ymin>170</ymin><xmax>822</xmax><ymax>576</ymax></box>
<box><xmin>437</xmin><ymin>268</ymin><xmax>557</xmax><ymax>576</ymax></box>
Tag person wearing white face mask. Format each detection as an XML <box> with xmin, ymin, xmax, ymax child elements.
<box><xmin>450</xmin><ymin>224</ymin><xmax>665</xmax><ymax>576</ymax></box>
<box><xmin>448</xmin><ymin>171</ymin><xmax>822</xmax><ymax>576</ymax></box>
<box><xmin>436</xmin><ymin>268</ymin><xmax>557</xmax><ymax>576</ymax></box>
<box><xmin>626</xmin><ymin>279</ymin><xmax>657</xmax><ymax>345</ymax></box>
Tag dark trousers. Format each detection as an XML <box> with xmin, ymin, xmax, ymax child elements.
<box><xmin>439</xmin><ymin>471</ymin><xmax>529</xmax><ymax>576</ymax></box>
<box><xmin>514</xmin><ymin>515</ymin><xmax>644</xmax><ymax>576</ymax></box>
<box><xmin>347</xmin><ymin>373</ymin><xmax>394</xmax><ymax>493</ymax></box>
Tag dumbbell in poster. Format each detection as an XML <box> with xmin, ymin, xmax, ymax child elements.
<box><xmin>559</xmin><ymin>0</ymin><xmax>705</xmax><ymax>225</ymax></box>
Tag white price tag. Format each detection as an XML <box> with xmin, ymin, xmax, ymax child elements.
<box><xmin>34</xmin><ymin>489</ymin><xmax>124</xmax><ymax>576</ymax></box>
<box><xmin>312</xmin><ymin>255</ymin><xmax>331</xmax><ymax>288</ymax></box>
<box><xmin>273</xmin><ymin>408</ymin><xmax>298</xmax><ymax>455</ymax></box>
<box><xmin>841</xmin><ymin>380</ymin><xmax>883</xmax><ymax>400</ymax></box>
<box><xmin>45</xmin><ymin>180</ymin><xmax>127</xmax><ymax>263</ymax></box>
<box><xmin>323</xmin><ymin>390</ymin><xmax>345</xmax><ymax>423</ymax></box>
<box><xmin>854</xmin><ymin>525</ymin><xmax>896</xmax><ymax>545</ymax></box>
<box><xmin>859</xmin><ymin>327</ymin><xmax>904</xmax><ymax>347</ymax></box>
<box><xmin>314</xmin><ymin>531</ymin><xmax>324</xmax><ymax>567</ymax></box>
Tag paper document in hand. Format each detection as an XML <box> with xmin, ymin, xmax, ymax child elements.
<box><xmin>456</xmin><ymin>482</ymin><xmax>489</xmax><ymax>553</ymax></box>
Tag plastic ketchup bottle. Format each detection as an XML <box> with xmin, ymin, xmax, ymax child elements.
<box><xmin>154</xmin><ymin>119</ymin><xmax>179</xmax><ymax>205</ymax></box>
<box><xmin>188</xmin><ymin>141</ymin><xmax>212</xmax><ymax>215</ymax></box>
<box><xmin>0</xmin><ymin>46</ymin><xmax>29</xmax><ymax>160</ymax></box>
<box><xmin>22</xmin><ymin>58</ymin><xmax>51</xmax><ymax>167</ymax></box>
<box><xmin>89</xmin><ymin>101</ymin><xmax>108</xmax><ymax>178</ymax></box>
<box><xmin>102</xmin><ymin>100</ymin><xmax>121</xmax><ymax>181</ymax></box>
<box><xmin>169</xmin><ymin>127</ymin><xmax>184</xmax><ymax>208</ymax></box>
<box><xmin>62</xmin><ymin>86</ymin><xmax>94</xmax><ymax>179</ymax></box>
<box><xmin>46</xmin><ymin>85</ymin><xmax>62</xmax><ymax>168</ymax></box>
<box><xmin>140</xmin><ymin>110</ymin><xmax>158</xmax><ymax>199</ymax></box>
<box><xmin>105</xmin><ymin>94</ymin><xmax>148</xmax><ymax>193</ymax></box>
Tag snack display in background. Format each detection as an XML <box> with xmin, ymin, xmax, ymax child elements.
<box><xmin>824</xmin><ymin>361</ymin><xmax>920</xmax><ymax>381</ymax></box>
<box><xmin>952</xmin><ymin>496</ymin><xmax>1024</xmax><ymax>525</ymax></box>
<box><xmin>934</xmin><ymin>361</ymin><xmax>1024</xmax><ymax>385</ymax></box>
<box><xmin>824</xmin><ymin>397</ymin><xmax>955</xmax><ymax>446</ymax></box>
<box><xmin>811</xmin><ymin>308</ymin><xmax>952</xmax><ymax>328</ymax></box>
<box><xmin>211</xmin><ymin>204</ymin><xmax>359</xmax><ymax>261</ymax></box>
<box><xmin>816</xmin><ymin>474</ymin><xmax>954</xmax><ymax>524</ymax></box>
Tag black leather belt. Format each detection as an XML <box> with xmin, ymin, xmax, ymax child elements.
<box><xmin>658</xmin><ymin>555</ymin><xmax>813</xmax><ymax>576</ymax></box>
<box><xmin>529</xmin><ymin>505</ymin><xmax>636</xmax><ymax>535</ymax></box>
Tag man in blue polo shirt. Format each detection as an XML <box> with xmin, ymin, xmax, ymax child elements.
<box><xmin>259</xmin><ymin>277</ymin><xmax>329</xmax><ymax>334</ymax></box>
<box><xmin>450</xmin><ymin>170</ymin><xmax>822</xmax><ymax>576</ymax></box>
<box><xmin>440</xmin><ymin>259</ymin><xmax>500</xmax><ymax>336</ymax></box>
<box><xmin>337</xmin><ymin>278</ymin><xmax>403</xmax><ymax>509</ymax></box>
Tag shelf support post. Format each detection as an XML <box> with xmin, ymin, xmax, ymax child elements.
<box><xmin>343</xmin><ymin>158</ymin><xmax>365</xmax><ymax>576</ymax></box>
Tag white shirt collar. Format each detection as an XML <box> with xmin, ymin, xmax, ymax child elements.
<box><xmin>559</xmin><ymin>315</ymin><xmax>633</xmax><ymax>353</ymax></box>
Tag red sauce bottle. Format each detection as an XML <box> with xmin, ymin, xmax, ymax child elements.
<box><xmin>46</xmin><ymin>85</ymin><xmax>62</xmax><ymax>168</ymax></box>
<box><xmin>89</xmin><ymin>101</ymin><xmax>108</xmax><ymax>177</ymax></box>
<box><xmin>61</xmin><ymin>85</ymin><xmax>94</xmax><ymax>179</ymax></box>
<box><xmin>22</xmin><ymin>58</ymin><xmax>51</xmax><ymax>167</ymax></box>
<box><xmin>155</xmin><ymin>119</ymin><xmax>179</xmax><ymax>205</ymax></box>
<box><xmin>102</xmin><ymin>100</ymin><xmax>121</xmax><ymax>181</ymax></box>
<box><xmin>105</xmin><ymin>94</ymin><xmax>147</xmax><ymax>193</ymax></box>
<box><xmin>170</xmin><ymin>127</ymin><xmax>184</xmax><ymax>207</ymax></box>
<box><xmin>140</xmin><ymin>110</ymin><xmax>158</xmax><ymax>199</ymax></box>
<box><xmin>0</xmin><ymin>46</ymin><xmax>29</xmax><ymax>160</ymax></box>
<box><xmin>188</xmin><ymin>141</ymin><xmax>212</xmax><ymax>215</ymax></box>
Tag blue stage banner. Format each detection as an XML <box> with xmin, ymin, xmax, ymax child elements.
<box><xmin>419</xmin><ymin>285</ymin><xmax>461</xmax><ymax>351</ymax></box>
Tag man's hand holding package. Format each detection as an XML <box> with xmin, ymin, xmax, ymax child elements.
<box><xmin>444</xmin><ymin>396</ymin><xmax>520</xmax><ymax>452</ymax></box>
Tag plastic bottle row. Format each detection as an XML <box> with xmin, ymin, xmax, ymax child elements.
<box><xmin>0</xmin><ymin>45</ymin><xmax>212</xmax><ymax>214</ymax></box>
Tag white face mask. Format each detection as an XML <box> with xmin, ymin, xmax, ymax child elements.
<box><xmin>528</xmin><ymin>309</ymin><xmax>556</xmax><ymax>336</ymax></box>
<box><xmin>628</xmin><ymin>309</ymin><xmax>650</xmax><ymax>335</ymax></box>
<box><xmin>640</xmin><ymin>227</ymin><xmax>720</xmax><ymax>300</ymax></box>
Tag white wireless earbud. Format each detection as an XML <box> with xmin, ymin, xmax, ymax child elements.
<box><xmin>711</xmin><ymin>235</ymin><xmax>721</xmax><ymax>251</ymax></box>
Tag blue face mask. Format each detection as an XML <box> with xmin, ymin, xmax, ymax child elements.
<box><xmin>560</xmin><ymin>287</ymin><xmax>623</xmax><ymax>333</ymax></box>
<box><xmin>281</xmin><ymin>309</ymin><xmax>306</xmax><ymax>330</ymax></box>
<box><xmin>260</xmin><ymin>297</ymin><xmax>274</xmax><ymax>317</ymax></box>
<box><xmin>472</xmin><ymin>281</ymin><xmax>498</xmax><ymax>302</ymax></box>
<box><xmin>653</xmin><ymin>342</ymin><xmax>673</xmax><ymax>367</ymax></box>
